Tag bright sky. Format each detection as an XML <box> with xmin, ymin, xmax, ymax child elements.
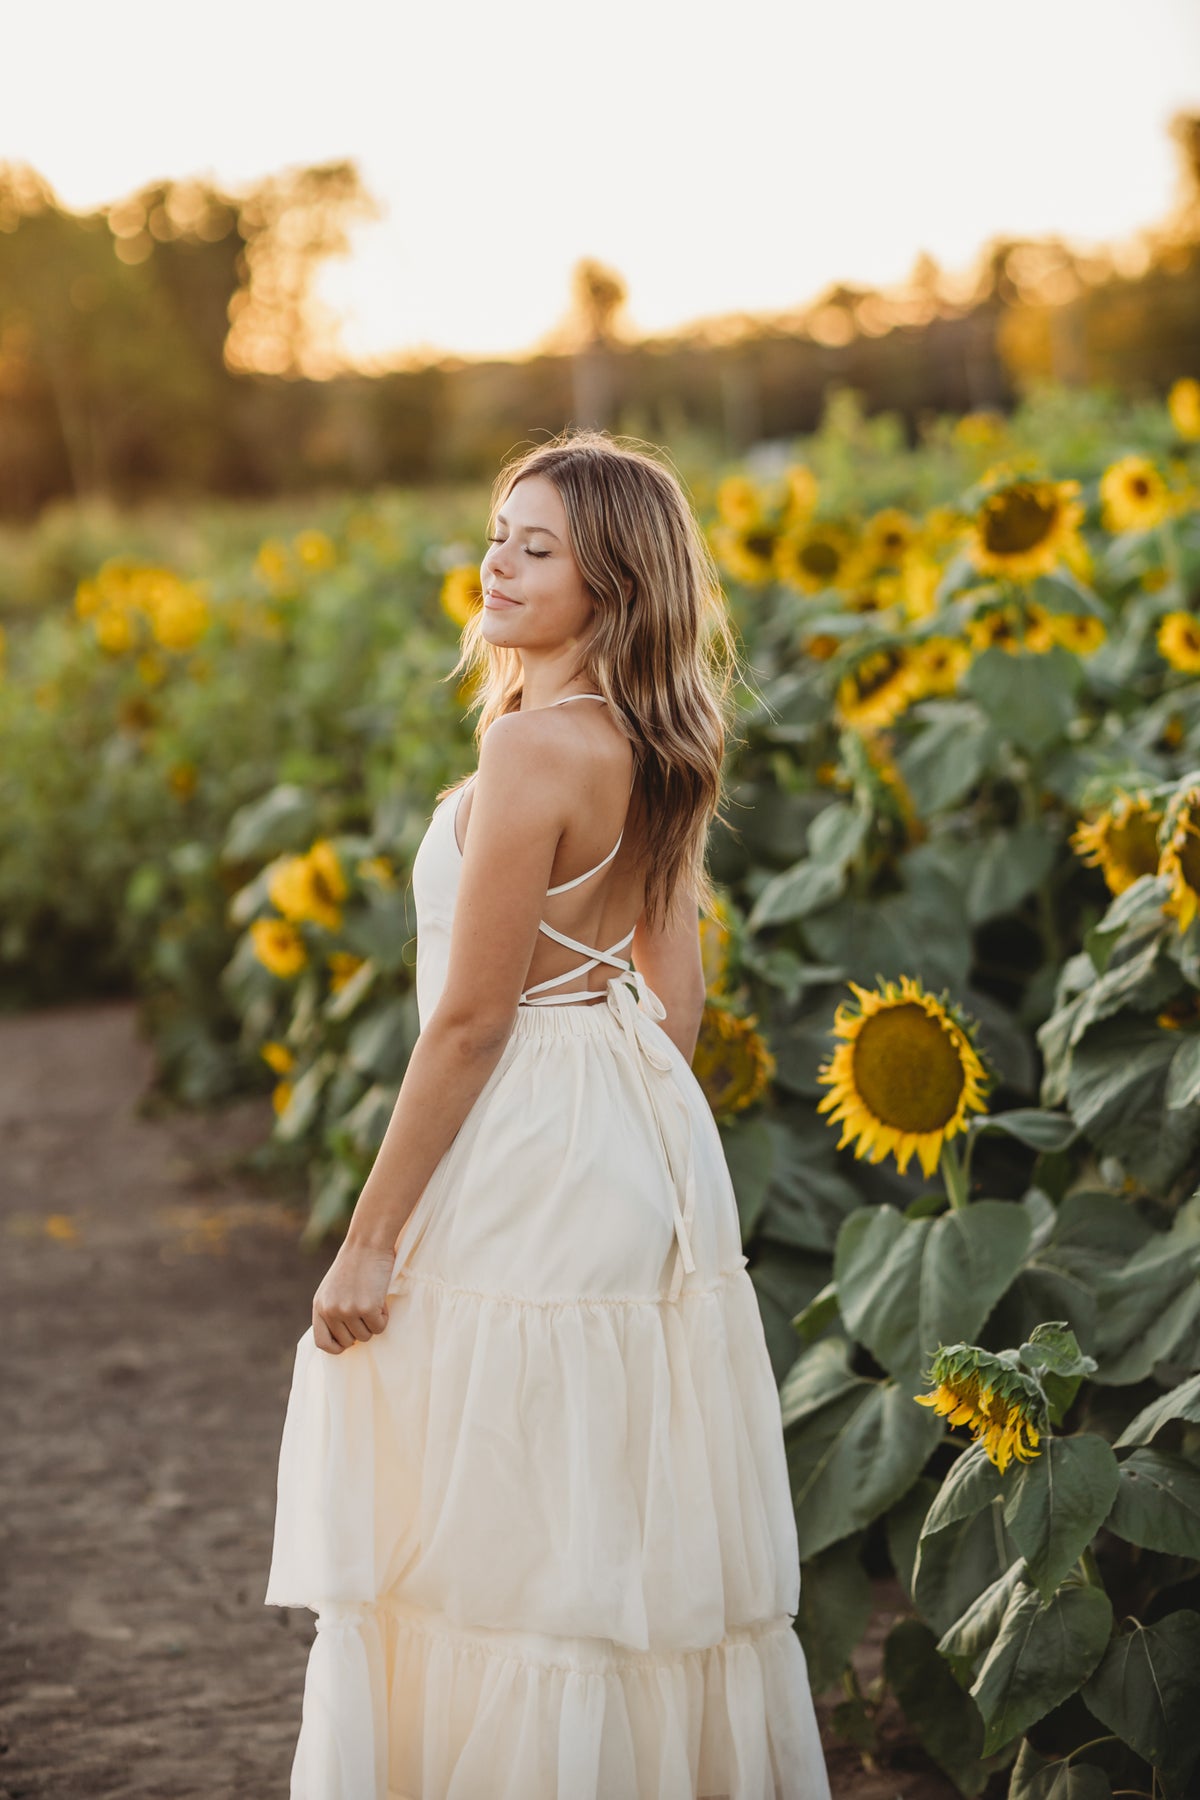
<box><xmin>7</xmin><ymin>0</ymin><xmax>1200</xmax><ymax>367</ymax></box>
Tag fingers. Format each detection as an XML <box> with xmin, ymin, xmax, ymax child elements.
<box><xmin>312</xmin><ymin>1305</ymin><xmax>390</xmax><ymax>1355</ymax></box>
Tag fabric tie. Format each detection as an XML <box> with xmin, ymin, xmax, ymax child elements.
<box><xmin>604</xmin><ymin>970</ymin><xmax>698</xmax><ymax>1300</ymax></box>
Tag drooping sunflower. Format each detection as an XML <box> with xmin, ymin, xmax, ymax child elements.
<box><xmin>968</xmin><ymin>475</ymin><xmax>1086</xmax><ymax>582</ymax></box>
<box><xmin>774</xmin><ymin>520</ymin><xmax>856</xmax><ymax>595</ymax></box>
<box><xmin>816</xmin><ymin>975</ymin><xmax>991</xmax><ymax>1178</ymax></box>
<box><xmin>1159</xmin><ymin>786</ymin><xmax>1200</xmax><ymax>934</ymax></box>
<box><xmin>1099</xmin><ymin>455</ymin><xmax>1174</xmax><ymax>534</ymax></box>
<box><xmin>1168</xmin><ymin>376</ymin><xmax>1200</xmax><ymax>442</ymax></box>
<box><xmin>834</xmin><ymin>647</ymin><xmax>921</xmax><ymax>732</ymax></box>
<box><xmin>250</xmin><ymin>918</ymin><xmax>308</xmax><ymax>978</ymax></box>
<box><xmin>914</xmin><ymin>1343</ymin><xmax>1045</xmax><ymax>1473</ymax></box>
<box><xmin>1158</xmin><ymin>611</ymin><xmax>1200</xmax><ymax>674</ymax></box>
<box><xmin>268</xmin><ymin>841</ymin><xmax>348</xmax><ymax>933</ymax></box>
<box><xmin>691</xmin><ymin>1004</ymin><xmax>776</xmax><ymax>1116</ymax></box>
<box><xmin>1070</xmin><ymin>791</ymin><xmax>1165</xmax><ymax>898</ymax></box>
<box><xmin>440</xmin><ymin>565</ymin><xmax>484</xmax><ymax>627</ymax></box>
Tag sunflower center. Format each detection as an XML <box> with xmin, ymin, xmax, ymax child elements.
<box><xmin>1178</xmin><ymin>825</ymin><xmax>1200</xmax><ymax>896</ymax></box>
<box><xmin>982</xmin><ymin>486</ymin><xmax>1056</xmax><ymax>555</ymax></box>
<box><xmin>745</xmin><ymin>532</ymin><xmax>775</xmax><ymax>560</ymax></box>
<box><xmin>1130</xmin><ymin>477</ymin><xmax>1150</xmax><ymax>498</ymax></box>
<box><xmin>802</xmin><ymin>539</ymin><xmax>842</xmax><ymax>579</ymax></box>
<box><xmin>851</xmin><ymin>1002</ymin><xmax>967</xmax><ymax>1134</ymax></box>
<box><xmin>1108</xmin><ymin>814</ymin><xmax>1163</xmax><ymax>881</ymax></box>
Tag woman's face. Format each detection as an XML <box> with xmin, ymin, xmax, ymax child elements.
<box><xmin>478</xmin><ymin>475</ymin><xmax>595</xmax><ymax>656</ymax></box>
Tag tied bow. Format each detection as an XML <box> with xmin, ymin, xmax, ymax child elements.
<box><xmin>605</xmin><ymin>970</ymin><xmax>698</xmax><ymax>1300</ymax></box>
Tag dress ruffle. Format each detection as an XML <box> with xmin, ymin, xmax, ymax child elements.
<box><xmin>265</xmin><ymin>1262</ymin><xmax>801</xmax><ymax>1649</ymax></box>
<box><xmin>289</xmin><ymin>1590</ymin><xmax>823</xmax><ymax>1800</ymax></box>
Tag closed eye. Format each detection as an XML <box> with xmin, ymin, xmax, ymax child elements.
<box><xmin>485</xmin><ymin>535</ymin><xmax>550</xmax><ymax>557</ymax></box>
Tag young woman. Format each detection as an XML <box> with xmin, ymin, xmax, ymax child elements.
<box><xmin>265</xmin><ymin>430</ymin><xmax>832</xmax><ymax>1800</ymax></box>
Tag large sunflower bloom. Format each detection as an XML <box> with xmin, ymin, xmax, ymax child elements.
<box><xmin>774</xmin><ymin>520</ymin><xmax>856</xmax><ymax>595</ymax></box>
<box><xmin>709</xmin><ymin>519</ymin><xmax>778</xmax><ymax>587</ymax></box>
<box><xmin>1158</xmin><ymin>611</ymin><xmax>1200</xmax><ymax>674</ymax></box>
<box><xmin>441</xmin><ymin>565</ymin><xmax>484</xmax><ymax>627</ymax></box>
<box><xmin>691</xmin><ymin>1004</ymin><xmax>775</xmax><ymax>1116</ymax></box>
<box><xmin>1071</xmin><ymin>792</ymin><xmax>1164</xmax><ymax>897</ymax></box>
<box><xmin>968</xmin><ymin>477</ymin><xmax>1085</xmax><ymax>582</ymax></box>
<box><xmin>816</xmin><ymin>975</ymin><xmax>991</xmax><ymax>1178</ymax></box>
<box><xmin>268</xmin><ymin>841</ymin><xmax>348</xmax><ymax>933</ymax></box>
<box><xmin>1099</xmin><ymin>455</ymin><xmax>1174</xmax><ymax>534</ymax></box>
<box><xmin>914</xmin><ymin>1343</ymin><xmax>1045</xmax><ymax>1473</ymax></box>
<box><xmin>860</xmin><ymin>508</ymin><xmax>919</xmax><ymax>574</ymax></box>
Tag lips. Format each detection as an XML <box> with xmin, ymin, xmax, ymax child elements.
<box><xmin>484</xmin><ymin>590</ymin><xmax>520</xmax><ymax>606</ymax></box>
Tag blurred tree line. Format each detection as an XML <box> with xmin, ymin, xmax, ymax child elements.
<box><xmin>1</xmin><ymin>115</ymin><xmax>1198</xmax><ymax>519</ymax></box>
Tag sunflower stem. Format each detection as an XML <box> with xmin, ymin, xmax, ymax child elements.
<box><xmin>1077</xmin><ymin>1545</ymin><xmax>1105</xmax><ymax>1589</ymax></box>
<box><xmin>941</xmin><ymin>1140</ymin><xmax>969</xmax><ymax>1210</ymax></box>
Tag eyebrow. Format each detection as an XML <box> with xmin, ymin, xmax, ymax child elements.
<box><xmin>495</xmin><ymin>510</ymin><xmax>561</xmax><ymax>542</ymax></box>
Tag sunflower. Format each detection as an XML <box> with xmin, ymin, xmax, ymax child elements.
<box><xmin>1158</xmin><ymin>611</ymin><xmax>1200</xmax><ymax>674</ymax></box>
<box><xmin>1021</xmin><ymin>601</ymin><xmax>1057</xmax><ymax>654</ymax></box>
<box><xmin>1070</xmin><ymin>792</ymin><xmax>1164</xmax><ymax>897</ymax></box>
<box><xmin>691</xmin><ymin>1004</ymin><xmax>775</xmax><ymax>1116</ymax></box>
<box><xmin>149</xmin><ymin>582</ymin><xmax>210</xmax><ymax>652</ymax></box>
<box><xmin>899</xmin><ymin>552</ymin><xmax>943</xmax><ymax>621</ymax></box>
<box><xmin>800</xmin><ymin>631</ymin><xmax>841</xmax><ymax>662</ymax></box>
<box><xmin>260</xmin><ymin>1040</ymin><xmax>295</xmax><ymax>1075</ymax></box>
<box><xmin>93</xmin><ymin>607</ymin><xmax>138</xmax><ymax>654</ymax></box>
<box><xmin>914</xmin><ymin>1343</ymin><xmax>1045</xmax><ymax>1473</ymax></box>
<box><xmin>1099</xmin><ymin>455</ymin><xmax>1174</xmax><ymax>534</ymax></box>
<box><xmin>1157</xmin><ymin>992</ymin><xmax>1200</xmax><ymax>1030</ymax></box>
<box><xmin>268</xmin><ymin>840</ymin><xmax>348</xmax><ymax>933</ymax></box>
<box><xmin>294</xmin><ymin>529</ymin><xmax>337</xmax><ymax>571</ymax></box>
<box><xmin>271</xmin><ymin>1080</ymin><xmax>294</xmax><ymax>1117</ymax></box>
<box><xmin>1167</xmin><ymin>377</ymin><xmax>1200</xmax><ymax>442</ymax></box>
<box><xmin>699</xmin><ymin>896</ymin><xmax>734</xmax><ymax>993</ymax></box>
<box><xmin>1159</xmin><ymin>787</ymin><xmax>1200</xmax><ymax>934</ymax></box>
<box><xmin>254</xmin><ymin>538</ymin><xmax>296</xmax><ymax>593</ymax></box>
<box><xmin>860</xmin><ymin>508</ymin><xmax>918</xmax><ymax>574</ymax></box>
<box><xmin>968</xmin><ymin>476</ymin><xmax>1086</xmax><ymax>582</ymax></box>
<box><xmin>954</xmin><ymin>410</ymin><xmax>1008</xmax><ymax>451</ymax></box>
<box><xmin>966</xmin><ymin>603</ymin><xmax>1027</xmax><ymax>655</ymax></box>
<box><xmin>327</xmin><ymin>950</ymin><xmax>367</xmax><ymax>992</ymax></box>
<box><xmin>907</xmin><ymin>636</ymin><xmax>971</xmax><ymax>698</ymax></box>
<box><xmin>816</xmin><ymin>975</ymin><xmax>991</xmax><ymax>1178</ymax></box>
<box><xmin>715</xmin><ymin>474</ymin><xmax>769</xmax><ymax>529</ymax></box>
<box><xmin>441</xmin><ymin>564</ymin><xmax>484</xmax><ymax>626</ymax></box>
<box><xmin>1047</xmin><ymin>611</ymin><xmax>1107</xmax><ymax>656</ymax></box>
<box><xmin>250</xmin><ymin>918</ymin><xmax>308</xmax><ymax>978</ymax></box>
<box><xmin>834</xmin><ymin>647</ymin><xmax>921</xmax><ymax>732</ymax></box>
<box><xmin>779</xmin><ymin>463</ymin><xmax>819</xmax><ymax>530</ymax></box>
<box><xmin>709</xmin><ymin>519</ymin><xmax>779</xmax><ymax>587</ymax></box>
<box><xmin>774</xmin><ymin>520</ymin><xmax>856</xmax><ymax>595</ymax></box>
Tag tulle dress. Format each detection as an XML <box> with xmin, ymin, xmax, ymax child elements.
<box><xmin>264</xmin><ymin>696</ymin><xmax>832</xmax><ymax>1800</ymax></box>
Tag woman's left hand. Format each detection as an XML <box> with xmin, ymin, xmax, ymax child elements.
<box><xmin>312</xmin><ymin>1240</ymin><xmax>396</xmax><ymax>1354</ymax></box>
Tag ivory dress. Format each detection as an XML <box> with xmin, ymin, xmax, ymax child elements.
<box><xmin>264</xmin><ymin>695</ymin><xmax>832</xmax><ymax>1800</ymax></box>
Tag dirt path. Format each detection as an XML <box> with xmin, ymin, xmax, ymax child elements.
<box><xmin>0</xmin><ymin>999</ymin><xmax>959</xmax><ymax>1800</ymax></box>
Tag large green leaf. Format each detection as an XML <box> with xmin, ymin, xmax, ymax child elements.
<box><xmin>1082</xmin><ymin>1613</ymin><xmax>1200</xmax><ymax>1797</ymax></box>
<box><xmin>746</xmin><ymin>856</ymin><xmax>846</xmax><ymax>928</ymax></box>
<box><xmin>346</xmin><ymin>994</ymin><xmax>419</xmax><ymax>1082</ymax></box>
<box><xmin>896</xmin><ymin>702</ymin><xmax>996</xmax><ymax>814</ymax></box>
<box><xmin>784</xmin><ymin>1376</ymin><xmax>942</xmax><ymax>1560</ymax></box>
<box><xmin>885</xmin><ymin>1474</ymin><xmax>938</xmax><ymax>1602</ymax></box>
<box><xmin>966</xmin><ymin>644</ymin><xmax>1081</xmax><ymax>753</ymax></box>
<box><xmin>965</xmin><ymin>825</ymin><xmax>1057</xmax><ymax>925</ymax></box>
<box><xmin>718</xmin><ymin>1113</ymin><xmax>775</xmax><ymax>1241</ymax></box>
<box><xmin>834</xmin><ymin>1201</ymin><xmax>1032</xmax><ymax>1390</ymax></box>
<box><xmin>971</xmin><ymin>1576</ymin><xmax>1113</xmax><ymax>1758</ymax></box>
<box><xmin>778</xmin><ymin>1336</ymin><xmax>863</xmax><ymax>1429</ymax></box>
<box><xmin>884</xmin><ymin>1617</ymin><xmax>994</xmax><ymax>1797</ymax></box>
<box><xmin>1092</xmin><ymin>1194</ymin><xmax>1200</xmax><ymax>1385</ymax></box>
<box><xmin>222</xmin><ymin>782</ymin><xmax>318</xmax><ymax>863</ymax></box>
<box><xmin>938</xmin><ymin>1560</ymin><xmax>1027</xmax><ymax>1663</ymax></box>
<box><xmin>1008</xmin><ymin>1741</ymin><xmax>1113</xmax><ymax>1800</ymax></box>
<box><xmin>913</xmin><ymin>1498</ymin><xmax>1023</xmax><ymax>1637</ymax></box>
<box><xmin>1105</xmin><ymin>1448</ymin><xmax>1200</xmax><ymax>1558</ymax></box>
<box><xmin>918</xmin><ymin>1439</ymin><xmax>1005</xmax><ymax>1540</ymax></box>
<box><xmin>794</xmin><ymin>1533</ymin><xmax>872</xmax><ymax>1694</ymax></box>
<box><xmin>1113</xmin><ymin>1372</ymin><xmax>1200</xmax><ymax>1447</ymax></box>
<box><xmin>1166</xmin><ymin>1034</ymin><xmax>1200</xmax><ymax>1109</ymax></box>
<box><xmin>753</xmin><ymin>1116</ymin><xmax>860</xmax><ymax>1253</ymax></box>
<box><xmin>1002</xmin><ymin>1436</ymin><xmax>1121</xmax><ymax>1602</ymax></box>
<box><xmin>1067</xmin><ymin>1016</ymin><xmax>1200</xmax><ymax>1192</ymax></box>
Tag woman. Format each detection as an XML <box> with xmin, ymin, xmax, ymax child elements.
<box><xmin>265</xmin><ymin>429</ymin><xmax>832</xmax><ymax>1800</ymax></box>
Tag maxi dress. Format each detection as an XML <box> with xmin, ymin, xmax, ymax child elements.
<box><xmin>264</xmin><ymin>694</ymin><xmax>833</xmax><ymax>1800</ymax></box>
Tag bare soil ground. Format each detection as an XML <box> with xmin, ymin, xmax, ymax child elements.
<box><xmin>0</xmin><ymin>998</ymin><xmax>962</xmax><ymax>1800</ymax></box>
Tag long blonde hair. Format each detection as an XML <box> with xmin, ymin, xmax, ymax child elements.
<box><xmin>445</xmin><ymin>427</ymin><xmax>744</xmax><ymax>930</ymax></box>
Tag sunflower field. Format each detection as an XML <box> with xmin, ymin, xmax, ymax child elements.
<box><xmin>3</xmin><ymin>378</ymin><xmax>1200</xmax><ymax>1795</ymax></box>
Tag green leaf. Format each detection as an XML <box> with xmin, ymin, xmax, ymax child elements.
<box><xmin>222</xmin><ymin>783</ymin><xmax>318</xmax><ymax>863</ymax></box>
<box><xmin>972</xmin><ymin>1110</ymin><xmax>1079</xmax><ymax>1152</ymax></box>
<box><xmin>791</xmin><ymin>1280</ymin><xmax>840</xmax><ymax>1345</ymax></box>
<box><xmin>1067</xmin><ymin>1016</ymin><xmax>1200</xmax><ymax>1193</ymax></box>
<box><xmin>897</xmin><ymin>702</ymin><xmax>996</xmax><ymax>814</ymax></box>
<box><xmin>746</xmin><ymin>856</ymin><xmax>846</xmax><ymax>928</ymax></box>
<box><xmin>884</xmin><ymin>1617</ymin><xmax>992</xmax><ymax>1796</ymax></box>
<box><xmin>1082</xmin><ymin>1612</ymin><xmax>1200</xmax><ymax>1795</ymax></box>
<box><xmin>834</xmin><ymin>1201</ymin><xmax>1032</xmax><ymax>1391</ymax></box>
<box><xmin>885</xmin><ymin>1475</ymin><xmax>939</xmax><ymax>1602</ymax></box>
<box><xmin>274</xmin><ymin>1052</ymin><xmax>335</xmax><ymax>1142</ymax></box>
<box><xmin>1008</xmin><ymin>1739</ymin><xmax>1113</xmax><ymax>1800</ymax></box>
<box><xmin>913</xmin><ymin>1498</ymin><xmax>1023</xmax><ymax>1638</ymax></box>
<box><xmin>794</xmin><ymin>1533</ymin><xmax>872</xmax><ymax>1694</ymax></box>
<box><xmin>966</xmin><ymin>644</ymin><xmax>1081</xmax><ymax>753</ymax></box>
<box><xmin>966</xmin><ymin>825</ymin><xmax>1057</xmax><ymax>925</ymax></box>
<box><xmin>1106</xmin><ymin>1448</ymin><xmax>1200</xmax><ymax>1558</ymax></box>
<box><xmin>778</xmin><ymin>1336</ymin><xmax>863</xmax><ymax>1429</ymax></box>
<box><xmin>938</xmin><ymin>1558</ymin><xmax>1027</xmax><ymax>1663</ymax></box>
<box><xmin>1002</xmin><ymin>1435</ymin><xmax>1121</xmax><ymax>1602</ymax></box>
<box><xmin>1019</xmin><ymin>1321</ymin><xmax>1097</xmax><ymax>1380</ymax></box>
<box><xmin>1092</xmin><ymin>1194</ymin><xmax>1200</xmax><ymax>1385</ymax></box>
<box><xmin>346</xmin><ymin>994</ymin><xmax>419</xmax><ymax>1083</ymax></box>
<box><xmin>1166</xmin><ymin>1033</ymin><xmax>1200</xmax><ymax>1109</ymax></box>
<box><xmin>971</xmin><ymin>1576</ymin><xmax>1113</xmax><ymax>1758</ymax></box>
<box><xmin>784</xmin><ymin>1376</ymin><xmax>943</xmax><ymax>1560</ymax></box>
<box><xmin>719</xmin><ymin>1113</ymin><xmax>775</xmax><ymax>1241</ymax></box>
<box><xmin>918</xmin><ymin>1439</ymin><xmax>1005</xmax><ymax>1540</ymax></box>
<box><xmin>1114</xmin><ymin>1372</ymin><xmax>1200</xmax><ymax>1447</ymax></box>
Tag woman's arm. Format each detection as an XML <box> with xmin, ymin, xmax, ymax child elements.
<box><xmin>342</xmin><ymin>712</ymin><xmax>576</xmax><ymax>1257</ymax></box>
